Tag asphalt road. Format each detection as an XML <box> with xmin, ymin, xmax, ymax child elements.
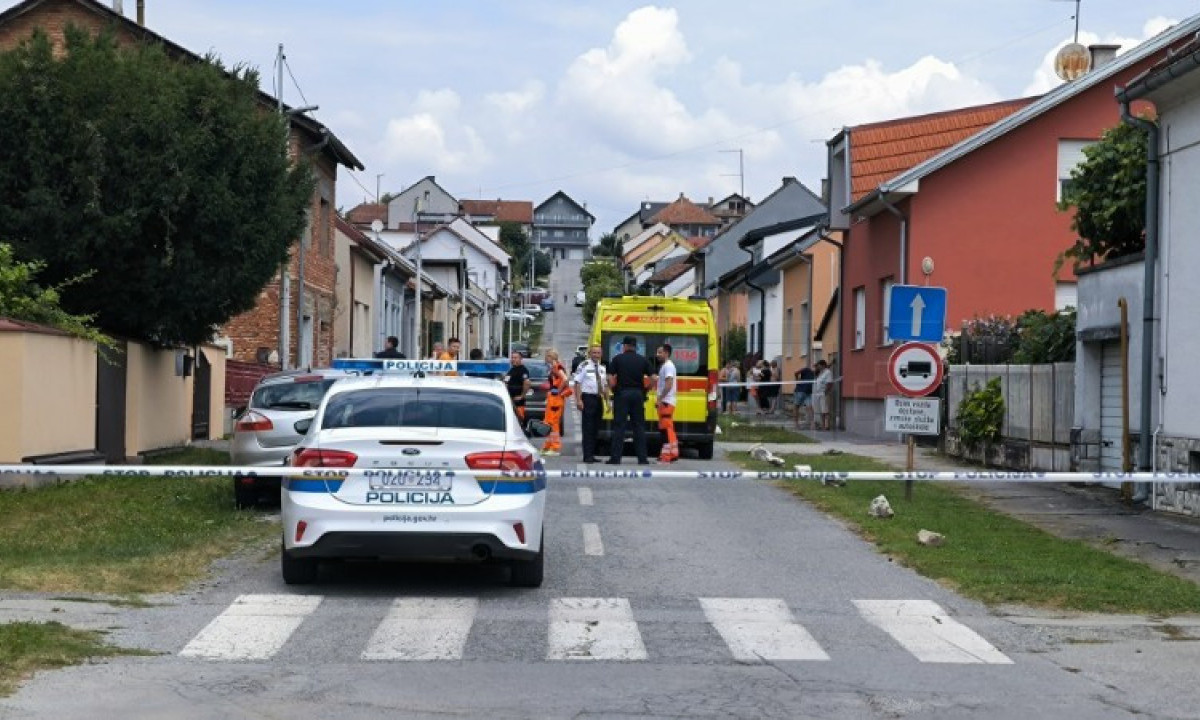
<box><xmin>2</xmin><ymin>265</ymin><xmax>1198</xmax><ymax>717</ymax></box>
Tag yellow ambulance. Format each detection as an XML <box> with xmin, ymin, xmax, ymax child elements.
<box><xmin>589</xmin><ymin>295</ymin><xmax>720</xmax><ymax>459</ymax></box>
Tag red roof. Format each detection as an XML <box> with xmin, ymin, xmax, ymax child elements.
<box><xmin>459</xmin><ymin>199</ymin><xmax>534</xmax><ymax>224</ymax></box>
<box><xmin>347</xmin><ymin>202</ymin><xmax>387</xmax><ymax>227</ymax></box>
<box><xmin>849</xmin><ymin>98</ymin><xmax>1035</xmax><ymax>201</ymax></box>
<box><xmin>649</xmin><ymin>262</ymin><xmax>694</xmax><ymax>286</ymax></box>
<box><xmin>651</xmin><ymin>196</ymin><xmax>722</xmax><ymax>227</ymax></box>
<box><xmin>686</xmin><ymin>235</ymin><xmax>714</xmax><ymax>250</ymax></box>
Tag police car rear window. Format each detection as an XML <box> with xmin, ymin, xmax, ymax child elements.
<box><xmin>251</xmin><ymin>378</ymin><xmax>339</xmax><ymax>410</ymax></box>
<box><xmin>321</xmin><ymin>388</ymin><xmax>507</xmax><ymax>432</ymax></box>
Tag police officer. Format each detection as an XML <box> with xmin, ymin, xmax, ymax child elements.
<box><xmin>571</xmin><ymin>344</ymin><xmax>608</xmax><ymax>463</ymax></box>
<box><xmin>606</xmin><ymin>336</ymin><xmax>654</xmax><ymax>465</ymax></box>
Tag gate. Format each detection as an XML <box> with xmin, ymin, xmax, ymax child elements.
<box><xmin>191</xmin><ymin>351</ymin><xmax>211</xmax><ymax>439</ymax></box>
<box><xmin>95</xmin><ymin>342</ymin><xmax>128</xmax><ymax>463</ymax></box>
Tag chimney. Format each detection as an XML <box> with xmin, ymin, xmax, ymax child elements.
<box><xmin>708</xmin><ymin>196</ymin><xmax>714</xmax><ymax>206</ymax></box>
<box><xmin>1089</xmin><ymin>44</ymin><xmax>1120</xmax><ymax>69</ymax></box>
<box><xmin>113</xmin><ymin>0</ymin><xmax>123</xmax><ymax>14</ymax></box>
<box><xmin>783</xmin><ymin>176</ymin><xmax>797</xmax><ymax>185</ymax></box>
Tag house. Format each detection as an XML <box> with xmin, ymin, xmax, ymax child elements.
<box><xmin>624</xmin><ymin>229</ymin><xmax>693</xmax><ymax>285</ymax></box>
<box><xmin>707</xmin><ymin>193</ymin><xmax>755</xmax><ymax>229</ymax></box>
<box><xmin>394</xmin><ymin>217</ymin><xmax>511</xmax><ymax>357</ymax></box>
<box><xmin>828</xmin><ymin>22</ymin><xmax>1200</xmax><ymax>438</ymax></box>
<box><xmin>704</xmin><ymin>177</ymin><xmax>827</xmax><ymax>349</ymax></box>
<box><xmin>333</xmin><ymin>216</ymin><xmax>416</xmax><ymax>359</ymax></box>
<box><xmin>533</xmin><ymin>191</ymin><xmax>594</xmax><ymax>260</ymax></box>
<box><xmin>613</xmin><ymin>202</ymin><xmax>670</xmax><ymax>247</ymax></box>
<box><xmin>386</xmin><ymin>176</ymin><xmax>460</xmax><ymax>231</ymax></box>
<box><xmin>346</xmin><ymin>202</ymin><xmax>388</xmax><ymax>229</ymax></box>
<box><xmin>1071</xmin><ymin>25</ymin><xmax>1200</xmax><ymax>516</ymax></box>
<box><xmin>652</xmin><ymin>194</ymin><xmax>723</xmax><ymax>239</ymax></box>
<box><xmin>459</xmin><ymin>199</ymin><xmax>535</xmax><ymax>237</ymax></box>
<box><xmin>770</xmin><ymin>228</ymin><xmax>842</xmax><ymax>384</ymax></box>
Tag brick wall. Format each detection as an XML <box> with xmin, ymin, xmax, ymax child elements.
<box><xmin>0</xmin><ymin>0</ymin><xmax>137</xmax><ymax>54</ymax></box>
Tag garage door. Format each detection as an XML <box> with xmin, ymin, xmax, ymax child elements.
<box><xmin>568</xmin><ymin>248</ymin><xmax>587</xmax><ymax>261</ymax></box>
<box><xmin>1099</xmin><ymin>341</ymin><xmax>1125</xmax><ymax>476</ymax></box>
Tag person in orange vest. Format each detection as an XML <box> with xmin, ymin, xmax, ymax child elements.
<box><xmin>438</xmin><ymin>337</ymin><xmax>461</xmax><ymax>375</ymax></box>
<box><xmin>541</xmin><ymin>348</ymin><xmax>572</xmax><ymax>456</ymax></box>
<box><xmin>654</xmin><ymin>343</ymin><xmax>679</xmax><ymax>463</ymax></box>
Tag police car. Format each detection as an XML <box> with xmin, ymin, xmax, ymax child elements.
<box><xmin>280</xmin><ymin>358</ymin><xmax>548</xmax><ymax>587</ymax></box>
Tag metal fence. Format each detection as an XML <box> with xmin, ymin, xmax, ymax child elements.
<box><xmin>945</xmin><ymin>363</ymin><xmax>1075</xmax><ymax>470</ymax></box>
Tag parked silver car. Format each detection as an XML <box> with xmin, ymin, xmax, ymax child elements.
<box><xmin>230</xmin><ymin>368</ymin><xmax>348</xmax><ymax>508</ymax></box>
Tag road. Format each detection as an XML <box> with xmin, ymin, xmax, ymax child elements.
<box><xmin>2</xmin><ymin>261</ymin><xmax>1198</xmax><ymax>717</ymax></box>
<box><xmin>542</xmin><ymin>257</ymin><xmax>590</xmax><ymax>360</ymax></box>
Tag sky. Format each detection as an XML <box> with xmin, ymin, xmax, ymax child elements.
<box><xmin>23</xmin><ymin>0</ymin><xmax>1200</xmax><ymax>237</ymax></box>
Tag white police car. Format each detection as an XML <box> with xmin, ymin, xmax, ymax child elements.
<box><xmin>281</xmin><ymin>359</ymin><xmax>548</xmax><ymax>587</ymax></box>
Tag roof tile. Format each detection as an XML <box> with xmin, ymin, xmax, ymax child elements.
<box><xmin>459</xmin><ymin>199</ymin><xmax>534</xmax><ymax>224</ymax></box>
<box><xmin>651</xmin><ymin>196</ymin><xmax>722</xmax><ymax>227</ymax></box>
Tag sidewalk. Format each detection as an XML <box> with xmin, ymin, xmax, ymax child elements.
<box><xmin>716</xmin><ymin>412</ymin><xmax>1200</xmax><ymax>589</ymax></box>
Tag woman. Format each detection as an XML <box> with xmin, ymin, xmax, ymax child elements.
<box><xmin>757</xmin><ymin>360</ymin><xmax>773</xmax><ymax>414</ymax></box>
<box><xmin>726</xmin><ymin>362</ymin><xmax>741</xmax><ymax>414</ymax></box>
<box><xmin>541</xmin><ymin>349</ymin><xmax>572</xmax><ymax>456</ymax></box>
<box><xmin>717</xmin><ymin>363</ymin><xmax>730</xmax><ymax>412</ymax></box>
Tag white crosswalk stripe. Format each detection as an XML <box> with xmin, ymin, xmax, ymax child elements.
<box><xmin>362</xmin><ymin>597</ymin><xmax>478</xmax><ymax>661</ymax></box>
<box><xmin>582</xmin><ymin>523</ymin><xmax>605</xmax><ymax>556</ymax></box>
<box><xmin>854</xmin><ymin>599</ymin><xmax>1013</xmax><ymax>664</ymax></box>
<box><xmin>700</xmin><ymin>598</ymin><xmax>830</xmax><ymax>661</ymax></box>
<box><xmin>547</xmin><ymin>597</ymin><xmax>647</xmax><ymax>661</ymax></box>
<box><xmin>180</xmin><ymin>594</ymin><xmax>321</xmax><ymax>660</ymax></box>
<box><xmin>179</xmin><ymin>595</ymin><xmax>1011</xmax><ymax>665</ymax></box>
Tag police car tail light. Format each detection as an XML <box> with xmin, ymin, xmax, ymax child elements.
<box><xmin>707</xmin><ymin>369</ymin><xmax>719</xmax><ymax>409</ymax></box>
<box><xmin>464</xmin><ymin>450</ymin><xmax>535</xmax><ymax>471</ymax></box>
<box><xmin>235</xmin><ymin>411</ymin><xmax>273</xmax><ymax>432</ymax></box>
<box><xmin>292</xmin><ymin>448</ymin><xmax>358</xmax><ymax>468</ymax></box>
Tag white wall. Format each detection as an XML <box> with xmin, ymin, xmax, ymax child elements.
<box><xmin>1160</xmin><ymin>93</ymin><xmax>1200</xmax><ymax>440</ymax></box>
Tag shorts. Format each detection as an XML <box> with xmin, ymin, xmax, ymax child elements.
<box><xmin>793</xmin><ymin>391</ymin><xmax>811</xmax><ymax>407</ymax></box>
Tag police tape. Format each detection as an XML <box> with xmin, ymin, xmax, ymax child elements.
<box><xmin>1</xmin><ymin>464</ymin><xmax>1199</xmax><ymax>484</ymax></box>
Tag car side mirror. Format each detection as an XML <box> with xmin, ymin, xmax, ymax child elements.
<box><xmin>293</xmin><ymin>418</ymin><xmax>313</xmax><ymax>435</ymax></box>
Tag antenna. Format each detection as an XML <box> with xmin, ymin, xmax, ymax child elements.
<box><xmin>719</xmin><ymin>149</ymin><xmax>744</xmax><ymax>197</ymax></box>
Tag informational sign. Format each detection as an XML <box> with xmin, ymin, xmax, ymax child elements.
<box><xmin>888</xmin><ymin>285</ymin><xmax>947</xmax><ymax>343</ymax></box>
<box><xmin>884</xmin><ymin>396</ymin><xmax>941</xmax><ymax>435</ymax></box>
<box><xmin>887</xmin><ymin>342</ymin><xmax>944</xmax><ymax>397</ymax></box>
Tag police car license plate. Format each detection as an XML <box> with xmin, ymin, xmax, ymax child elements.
<box><xmin>366</xmin><ymin>469</ymin><xmax>453</xmax><ymax>491</ymax></box>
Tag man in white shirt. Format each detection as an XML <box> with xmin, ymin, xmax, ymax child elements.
<box><xmin>571</xmin><ymin>345</ymin><xmax>608</xmax><ymax>463</ymax></box>
<box><xmin>654</xmin><ymin>344</ymin><xmax>679</xmax><ymax>463</ymax></box>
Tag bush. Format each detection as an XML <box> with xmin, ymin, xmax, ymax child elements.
<box><xmin>956</xmin><ymin>377</ymin><xmax>1004</xmax><ymax>450</ymax></box>
<box><xmin>721</xmin><ymin>326</ymin><xmax>746</xmax><ymax>365</ymax></box>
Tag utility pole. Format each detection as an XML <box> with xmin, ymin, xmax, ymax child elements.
<box><xmin>414</xmin><ymin>196</ymin><xmax>424</xmax><ymax>357</ymax></box>
<box><xmin>376</xmin><ymin>173</ymin><xmax>384</xmax><ymax>204</ymax></box>
<box><xmin>720</xmin><ymin>148</ymin><xmax>745</xmax><ymax>197</ymax></box>
<box><xmin>276</xmin><ymin>43</ymin><xmax>290</xmax><ymax>370</ymax></box>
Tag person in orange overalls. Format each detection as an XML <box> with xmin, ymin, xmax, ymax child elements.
<box><xmin>438</xmin><ymin>337</ymin><xmax>461</xmax><ymax>375</ymax></box>
<box><xmin>654</xmin><ymin>343</ymin><xmax>679</xmax><ymax>463</ymax></box>
<box><xmin>541</xmin><ymin>349</ymin><xmax>572</xmax><ymax>456</ymax></box>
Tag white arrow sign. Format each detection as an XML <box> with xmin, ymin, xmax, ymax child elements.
<box><xmin>910</xmin><ymin>294</ymin><xmax>925</xmax><ymax>335</ymax></box>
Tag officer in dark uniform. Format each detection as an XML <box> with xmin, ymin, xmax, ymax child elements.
<box><xmin>606</xmin><ymin>336</ymin><xmax>654</xmax><ymax>465</ymax></box>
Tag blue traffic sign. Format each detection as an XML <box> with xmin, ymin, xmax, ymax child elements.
<box><xmin>888</xmin><ymin>285</ymin><xmax>947</xmax><ymax>343</ymax></box>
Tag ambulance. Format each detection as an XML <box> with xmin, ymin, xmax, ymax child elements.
<box><xmin>590</xmin><ymin>295</ymin><xmax>720</xmax><ymax>459</ymax></box>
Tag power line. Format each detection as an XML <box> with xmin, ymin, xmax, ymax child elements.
<box><xmin>282</xmin><ymin>56</ymin><xmax>313</xmax><ymax>116</ymax></box>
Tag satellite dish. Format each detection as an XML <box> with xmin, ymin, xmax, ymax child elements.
<box><xmin>1054</xmin><ymin>42</ymin><xmax>1091</xmax><ymax>82</ymax></box>
<box><xmin>370</xmin><ymin>219</ymin><xmax>384</xmax><ymax>234</ymax></box>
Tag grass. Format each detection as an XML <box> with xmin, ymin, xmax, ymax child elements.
<box><xmin>0</xmin><ymin>622</ymin><xmax>152</xmax><ymax>697</ymax></box>
<box><xmin>716</xmin><ymin>414</ymin><xmax>815</xmax><ymax>444</ymax></box>
<box><xmin>0</xmin><ymin>447</ymin><xmax>278</xmax><ymax>595</ymax></box>
<box><xmin>729</xmin><ymin>450</ymin><xmax>1200</xmax><ymax>615</ymax></box>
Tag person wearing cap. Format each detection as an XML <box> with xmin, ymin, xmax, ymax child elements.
<box><xmin>606</xmin><ymin>336</ymin><xmax>654</xmax><ymax>465</ymax></box>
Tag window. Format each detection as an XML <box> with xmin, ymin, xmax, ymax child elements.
<box><xmin>323</xmin><ymin>388</ymin><xmax>507</xmax><ymax>432</ymax></box>
<box><xmin>880</xmin><ymin>277</ymin><xmax>894</xmax><ymax>345</ymax></box>
<box><xmin>854</xmin><ymin>287</ymin><xmax>866</xmax><ymax>350</ymax></box>
<box><xmin>800</xmin><ymin>302</ymin><xmax>811</xmax><ymax>358</ymax></box>
<box><xmin>1058</xmin><ymin>139</ymin><xmax>1093</xmax><ymax>202</ymax></box>
<box><xmin>785</xmin><ymin>308</ymin><xmax>794</xmax><ymax>359</ymax></box>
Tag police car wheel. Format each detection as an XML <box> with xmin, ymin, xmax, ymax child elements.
<box><xmin>509</xmin><ymin>533</ymin><xmax>544</xmax><ymax>588</ymax></box>
<box><xmin>281</xmin><ymin>546</ymin><xmax>318</xmax><ymax>585</ymax></box>
<box><xmin>696</xmin><ymin>440</ymin><xmax>715</xmax><ymax>460</ymax></box>
<box><xmin>233</xmin><ymin>477</ymin><xmax>257</xmax><ymax>509</ymax></box>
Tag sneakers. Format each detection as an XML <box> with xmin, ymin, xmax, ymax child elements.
<box><xmin>541</xmin><ymin>449</ymin><xmax>560</xmax><ymax>457</ymax></box>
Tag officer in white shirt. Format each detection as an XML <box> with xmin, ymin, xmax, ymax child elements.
<box><xmin>571</xmin><ymin>344</ymin><xmax>608</xmax><ymax>463</ymax></box>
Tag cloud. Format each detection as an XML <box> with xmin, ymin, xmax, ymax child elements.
<box><xmin>379</xmin><ymin>89</ymin><xmax>490</xmax><ymax>174</ymax></box>
<box><xmin>1023</xmin><ymin>17</ymin><xmax>1184</xmax><ymax>96</ymax></box>
<box><xmin>485</xmin><ymin>81</ymin><xmax>546</xmax><ymax>115</ymax></box>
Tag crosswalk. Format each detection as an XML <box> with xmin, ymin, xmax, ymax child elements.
<box><xmin>179</xmin><ymin>594</ymin><xmax>1013</xmax><ymax>665</ymax></box>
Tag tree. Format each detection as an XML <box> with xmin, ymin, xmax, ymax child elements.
<box><xmin>593</xmin><ymin>232</ymin><xmax>623</xmax><ymax>258</ymax></box>
<box><xmin>721</xmin><ymin>326</ymin><xmax>746</xmax><ymax>365</ymax></box>
<box><xmin>0</xmin><ymin>28</ymin><xmax>314</xmax><ymax>347</ymax></box>
<box><xmin>1057</xmin><ymin>120</ymin><xmax>1149</xmax><ymax>270</ymax></box>
<box><xmin>0</xmin><ymin>242</ymin><xmax>113</xmax><ymax>351</ymax></box>
<box><xmin>579</xmin><ymin>259</ymin><xmax>624</xmax><ymax>324</ymax></box>
<box><xmin>498</xmin><ymin>221</ymin><xmax>530</xmax><ymax>260</ymax></box>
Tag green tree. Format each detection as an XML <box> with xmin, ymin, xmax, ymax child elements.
<box><xmin>0</xmin><ymin>242</ymin><xmax>113</xmax><ymax>351</ymax></box>
<box><xmin>1012</xmin><ymin>308</ymin><xmax>1076</xmax><ymax>364</ymax></box>
<box><xmin>0</xmin><ymin>28</ymin><xmax>314</xmax><ymax>347</ymax></box>
<box><xmin>498</xmin><ymin>221</ymin><xmax>530</xmax><ymax>261</ymax></box>
<box><xmin>721</xmin><ymin>325</ymin><xmax>746</xmax><ymax>364</ymax></box>
<box><xmin>583</xmin><ymin>277</ymin><xmax>623</xmax><ymax>326</ymax></box>
<box><xmin>592</xmin><ymin>232</ymin><xmax>622</xmax><ymax>258</ymax></box>
<box><xmin>1057</xmin><ymin>120</ymin><xmax>1149</xmax><ymax>269</ymax></box>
